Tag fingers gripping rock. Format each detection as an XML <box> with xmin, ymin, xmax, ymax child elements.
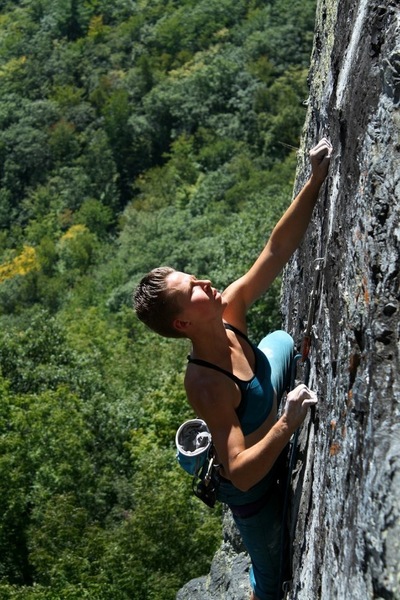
<box><xmin>284</xmin><ymin>384</ymin><xmax>318</xmax><ymax>430</ymax></box>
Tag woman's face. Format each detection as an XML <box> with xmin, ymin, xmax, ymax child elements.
<box><xmin>166</xmin><ymin>271</ymin><xmax>225</xmax><ymax>324</ymax></box>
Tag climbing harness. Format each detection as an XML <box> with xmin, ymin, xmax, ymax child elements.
<box><xmin>278</xmin><ymin>258</ymin><xmax>324</xmax><ymax>599</ymax></box>
<box><xmin>175</xmin><ymin>419</ymin><xmax>220</xmax><ymax>508</ymax></box>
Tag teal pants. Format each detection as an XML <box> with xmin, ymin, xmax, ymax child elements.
<box><xmin>233</xmin><ymin>485</ymin><xmax>284</xmax><ymax>600</ymax></box>
<box><xmin>257</xmin><ymin>330</ymin><xmax>294</xmax><ymax>406</ymax></box>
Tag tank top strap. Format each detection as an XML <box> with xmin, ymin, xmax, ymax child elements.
<box><xmin>223</xmin><ymin>322</ymin><xmax>252</xmax><ymax>345</ymax></box>
<box><xmin>186</xmin><ymin>355</ymin><xmax>244</xmax><ymax>388</ymax></box>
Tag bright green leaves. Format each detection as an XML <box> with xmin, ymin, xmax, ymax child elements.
<box><xmin>0</xmin><ymin>384</ymin><xmax>93</xmax><ymax>585</ymax></box>
<box><xmin>0</xmin><ymin>306</ymin><xmax>220</xmax><ymax>597</ymax></box>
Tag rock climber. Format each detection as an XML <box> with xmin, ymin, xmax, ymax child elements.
<box><xmin>133</xmin><ymin>137</ymin><xmax>332</xmax><ymax>600</ymax></box>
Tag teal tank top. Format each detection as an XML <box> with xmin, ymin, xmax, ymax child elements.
<box><xmin>187</xmin><ymin>323</ymin><xmax>274</xmax><ymax>436</ymax></box>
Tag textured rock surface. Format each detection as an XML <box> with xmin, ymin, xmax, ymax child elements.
<box><xmin>177</xmin><ymin>0</ymin><xmax>400</xmax><ymax>598</ymax></box>
<box><xmin>283</xmin><ymin>0</ymin><xmax>400</xmax><ymax>598</ymax></box>
<box><xmin>176</xmin><ymin>510</ymin><xmax>252</xmax><ymax>600</ymax></box>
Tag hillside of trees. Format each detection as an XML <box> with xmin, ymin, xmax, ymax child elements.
<box><xmin>0</xmin><ymin>1</ymin><xmax>316</xmax><ymax>598</ymax></box>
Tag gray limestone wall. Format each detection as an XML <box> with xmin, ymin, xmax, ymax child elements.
<box><xmin>177</xmin><ymin>0</ymin><xmax>400</xmax><ymax>598</ymax></box>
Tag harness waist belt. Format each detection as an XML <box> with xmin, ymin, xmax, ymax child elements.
<box><xmin>229</xmin><ymin>489</ymin><xmax>271</xmax><ymax>519</ymax></box>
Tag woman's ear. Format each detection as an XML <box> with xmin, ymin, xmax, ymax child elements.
<box><xmin>173</xmin><ymin>318</ymin><xmax>191</xmax><ymax>333</ymax></box>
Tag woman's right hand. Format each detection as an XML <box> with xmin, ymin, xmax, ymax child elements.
<box><xmin>283</xmin><ymin>383</ymin><xmax>318</xmax><ymax>431</ymax></box>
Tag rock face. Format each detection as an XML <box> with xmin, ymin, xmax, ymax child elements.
<box><xmin>282</xmin><ymin>0</ymin><xmax>400</xmax><ymax>598</ymax></box>
<box><xmin>177</xmin><ymin>0</ymin><xmax>400</xmax><ymax>598</ymax></box>
<box><xmin>176</xmin><ymin>510</ymin><xmax>252</xmax><ymax>600</ymax></box>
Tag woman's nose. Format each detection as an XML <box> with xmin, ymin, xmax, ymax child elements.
<box><xmin>198</xmin><ymin>279</ymin><xmax>211</xmax><ymax>288</ymax></box>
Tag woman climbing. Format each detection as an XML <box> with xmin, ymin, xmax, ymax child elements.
<box><xmin>133</xmin><ymin>138</ymin><xmax>332</xmax><ymax>600</ymax></box>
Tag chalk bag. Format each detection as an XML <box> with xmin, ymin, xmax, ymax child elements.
<box><xmin>175</xmin><ymin>418</ymin><xmax>212</xmax><ymax>476</ymax></box>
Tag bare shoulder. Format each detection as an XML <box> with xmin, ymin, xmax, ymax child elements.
<box><xmin>185</xmin><ymin>364</ymin><xmax>246</xmax><ymax>477</ymax></box>
<box><xmin>184</xmin><ymin>365</ymin><xmax>240</xmax><ymax>424</ymax></box>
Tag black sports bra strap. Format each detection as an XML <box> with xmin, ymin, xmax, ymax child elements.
<box><xmin>187</xmin><ymin>356</ymin><xmax>243</xmax><ymax>387</ymax></box>
<box><xmin>223</xmin><ymin>322</ymin><xmax>252</xmax><ymax>344</ymax></box>
<box><xmin>187</xmin><ymin>323</ymin><xmax>255</xmax><ymax>388</ymax></box>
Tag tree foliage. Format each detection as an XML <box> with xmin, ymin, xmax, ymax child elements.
<box><xmin>0</xmin><ymin>0</ymin><xmax>317</xmax><ymax>597</ymax></box>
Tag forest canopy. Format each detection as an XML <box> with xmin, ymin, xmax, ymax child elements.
<box><xmin>0</xmin><ymin>0</ymin><xmax>316</xmax><ymax>598</ymax></box>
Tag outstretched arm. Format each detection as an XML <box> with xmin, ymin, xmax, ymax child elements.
<box><xmin>223</xmin><ymin>138</ymin><xmax>332</xmax><ymax>326</ymax></box>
